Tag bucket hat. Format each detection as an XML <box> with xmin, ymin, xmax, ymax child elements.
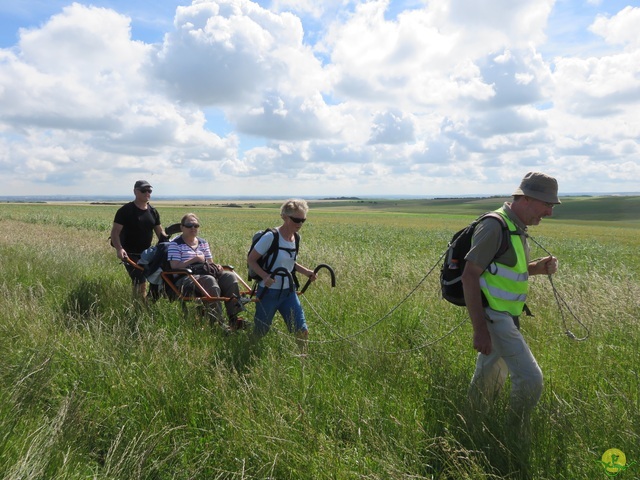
<box><xmin>512</xmin><ymin>172</ymin><xmax>560</xmax><ymax>204</ymax></box>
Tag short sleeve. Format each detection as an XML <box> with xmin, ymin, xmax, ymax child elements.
<box><xmin>253</xmin><ymin>231</ymin><xmax>275</xmax><ymax>257</ymax></box>
<box><xmin>465</xmin><ymin>219</ymin><xmax>503</xmax><ymax>270</ymax></box>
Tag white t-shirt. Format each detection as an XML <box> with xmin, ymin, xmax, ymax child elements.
<box><xmin>253</xmin><ymin>228</ymin><xmax>297</xmax><ymax>289</ymax></box>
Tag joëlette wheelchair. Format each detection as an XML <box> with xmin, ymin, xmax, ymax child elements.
<box><xmin>121</xmin><ymin>224</ymin><xmax>336</xmax><ymax>330</ymax></box>
<box><xmin>123</xmin><ymin>223</ymin><xmax>255</xmax><ymax>330</ymax></box>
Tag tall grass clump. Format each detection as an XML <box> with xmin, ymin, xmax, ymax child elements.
<box><xmin>0</xmin><ymin>199</ymin><xmax>638</xmax><ymax>479</ymax></box>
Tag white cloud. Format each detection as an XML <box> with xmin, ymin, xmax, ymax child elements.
<box><xmin>0</xmin><ymin>2</ymin><xmax>241</xmax><ymax>193</ymax></box>
<box><xmin>270</xmin><ymin>0</ymin><xmax>333</xmax><ymax>19</ymax></box>
<box><xmin>232</xmin><ymin>91</ymin><xmax>336</xmax><ymax>140</ymax></box>
<box><xmin>589</xmin><ymin>6</ymin><xmax>640</xmax><ymax>47</ymax></box>
<box><xmin>0</xmin><ymin>0</ymin><xmax>638</xmax><ymax>196</ymax></box>
<box><xmin>152</xmin><ymin>0</ymin><xmax>325</xmax><ymax>104</ymax></box>
<box><xmin>447</xmin><ymin>0</ymin><xmax>554</xmax><ymax>47</ymax></box>
<box><xmin>552</xmin><ymin>48</ymin><xmax>640</xmax><ymax>117</ymax></box>
<box><xmin>18</xmin><ymin>3</ymin><xmax>146</xmax><ymax>74</ymax></box>
<box><xmin>325</xmin><ymin>1</ymin><xmax>489</xmax><ymax>107</ymax></box>
<box><xmin>367</xmin><ymin>109</ymin><xmax>415</xmax><ymax>145</ymax></box>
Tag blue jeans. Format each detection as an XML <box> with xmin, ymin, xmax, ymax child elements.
<box><xmin>253</xmin><ymin>287</ymin><xmax>307</xmax><ymax>337</ymax></box>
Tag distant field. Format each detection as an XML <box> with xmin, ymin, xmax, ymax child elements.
<box><xmin>304</xmin><ymin>195</ymin><xmax>640</xmax><ymax>222</ymax></box>
<box><xmin>12</xmin><ymin>194</ymin><xmax>640</xmax><ymax>221</ymax></box>
<box><xmin>0</xmin><ymin>197</ymin><xmax>638</xmax><ymax>479</ymax></box>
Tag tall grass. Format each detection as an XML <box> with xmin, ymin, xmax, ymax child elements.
<box><xmin>0</xmin><ymin>200</ymin><xmax>639</xmax><ymax>479</ymax></box>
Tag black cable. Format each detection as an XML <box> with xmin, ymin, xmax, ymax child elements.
<box><xmin>526</xmin><ymin>234</ymin><xmax>590</xmax><ymax>341</ymax></box>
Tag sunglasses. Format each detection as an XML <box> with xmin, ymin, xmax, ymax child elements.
<box><xmin>138</xmin><ymin>188</ymin><xmax>152</xmax><ymax>194</ymax></box>
<box><xmin>288</xmin><ymin>216</ymin><xmax>306</xmax><ymax>224</ymax></box>
<box><xmin>182</xmin><ymin>222</ymin><xmax>200</xmax><ymax>228</ymax></box>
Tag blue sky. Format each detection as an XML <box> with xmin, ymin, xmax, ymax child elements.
<box><xmin>0</xmin><ymin>0</ymin><xmax>638</xmax><ymax>197</ymax></box>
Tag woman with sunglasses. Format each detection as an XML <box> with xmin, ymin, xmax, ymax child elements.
<box><xmin>167</xmin><ymin>213</ymin><xmax>243</xmax><ymax>331</ymax></box>
<box><xmin>248</xmin><ymin>199</ymin><xmax>317</xmax><ymax>351</ymax></box>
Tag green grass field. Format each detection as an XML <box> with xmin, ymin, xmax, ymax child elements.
<box><xmin>0</xmin><ymin>197</ymin><xmax>639</xmax><ymax>479</ymax></box>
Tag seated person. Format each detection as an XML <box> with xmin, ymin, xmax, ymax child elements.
<box><xmin>167</xmin><ymin>213</ymin><xmax>243</xmax><ymax>330</ymax></box>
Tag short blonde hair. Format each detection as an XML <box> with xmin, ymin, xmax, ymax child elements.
<box><xmin>280</xmin><ymin>199</ymin><xmax>309</xmax><ymax>217</ymax></box>
<box><xmin>181</xmin><ymin>213</ymin><xmax>199</xmax><ymax>225</ymax></box>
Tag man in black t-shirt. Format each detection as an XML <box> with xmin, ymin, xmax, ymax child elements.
<box><xmin>110</xmin><ymin>180</ymin><xmax>167</xmax><ymax>300</ymax></box>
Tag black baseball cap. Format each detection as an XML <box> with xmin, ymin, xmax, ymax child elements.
<box><xmin>134</xmin><ymin>180</ymin><xmax>152</xmax><ymax>189</ymax></box>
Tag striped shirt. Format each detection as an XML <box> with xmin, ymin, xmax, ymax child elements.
<box><xmin>167</xmin><ymin>236</ymin><xmax>213</xmax><ymax>263</ymax></box>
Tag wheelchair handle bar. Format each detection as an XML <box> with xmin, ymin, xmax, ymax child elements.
<box><xmin>300</xmin><ymin>264</ymin><xmax>336</xmax><ymax>294</ymax></box>
<box><xmin>258</xmin><ymin>267</ymin><xmax>295</xmax><ymax>300</ymax></box>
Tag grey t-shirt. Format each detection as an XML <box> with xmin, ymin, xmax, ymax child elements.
<box><xmin>465</xmin><ymin>203</ymin><xmax>530</xmax><ymax>270</ymax></box>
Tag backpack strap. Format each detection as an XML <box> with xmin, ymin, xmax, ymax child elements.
<box><xmin>276</xmin><ymin>231</ymin><xmax>300</xmax><ymax>264</ymax></box>
<box><xmin>478</xmin><ymin>212</ymin><xmax>519</xmax><ymax>260</ymax></box>
<box><xmin>262</xmin><ymin>229</ymin><xmax>280</xmax><ymax>274</ymax></box>
<box><xmin>291</xmin><ymin>232</ymin><xmax>300</xmax><ymax>289</ymax></box>
<box><xmin>262</xmin><ymin>229</ymin><xmax>301</xmax><ymax>279</ymax></box>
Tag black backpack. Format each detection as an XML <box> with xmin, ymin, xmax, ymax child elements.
<box><xmin>440</xmin><ymin>212</ymin><xmax>516</xmax><ymax>306</ymax></box>
<box><xmin>247</xmin><ymin>228</ymin><xmax>300</xmax><ymax>281</ymax></box>
<box><xmin>138</xmin><ymin>242</ymin><xmax>171</xmax><ymax>285</ymax></box>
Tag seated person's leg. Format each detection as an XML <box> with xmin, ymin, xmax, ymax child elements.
<box><xmin>216</xmin><ymin>271</ymin><xmax>243</xmax><ymax>322</ymax></box>
<box><xmin>176</xmin><ymin>275</ymin><xmax>225</xmax><ymax>326</ymax></box>
<box><xmin>198</xmin><ymin>275</ymin><xmax>225</xmax><ymax>327</ymax></box>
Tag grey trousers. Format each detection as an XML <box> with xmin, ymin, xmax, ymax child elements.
<box><xmin>176</xmin><ymin>271</ymin><xmax>242</xmax><ymax>324</ymax></box>
<box><xmin>468</xmin><ymin>307</ymin><xmax>543</xmax><ymax>423</ymax></box>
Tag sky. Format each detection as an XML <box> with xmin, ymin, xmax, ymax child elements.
<box><xmin>0</xmin><ymin>0</ymin><xmax>638</xmax><ymax>198</ymax></box>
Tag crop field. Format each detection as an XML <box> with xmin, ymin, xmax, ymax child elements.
<box><xmin>0</xmin><ymin>197</ymin><xmax>639</xmax><ymax>479</ymax></box>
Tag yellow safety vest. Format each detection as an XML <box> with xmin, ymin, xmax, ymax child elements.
<box><xmin>479</xmin><ymin>208</ymin><xmax>528</xmax><ymax>316</ymax></box>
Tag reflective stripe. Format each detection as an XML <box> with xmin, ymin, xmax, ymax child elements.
<box><xmin>479</xmin><ymin>280</ymin><xmax>528</xmax><ymax>302</ymax></box>
<box><xmin>490</xmin><ymin>263</ymin><xmax>528</xmax><ymax>282</ymax></box>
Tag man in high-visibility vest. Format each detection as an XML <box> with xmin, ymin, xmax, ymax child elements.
<box><xmin>461</xmin><ymin>172</ymin><xmax>560</xmax><ymax>466</ymax></box>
